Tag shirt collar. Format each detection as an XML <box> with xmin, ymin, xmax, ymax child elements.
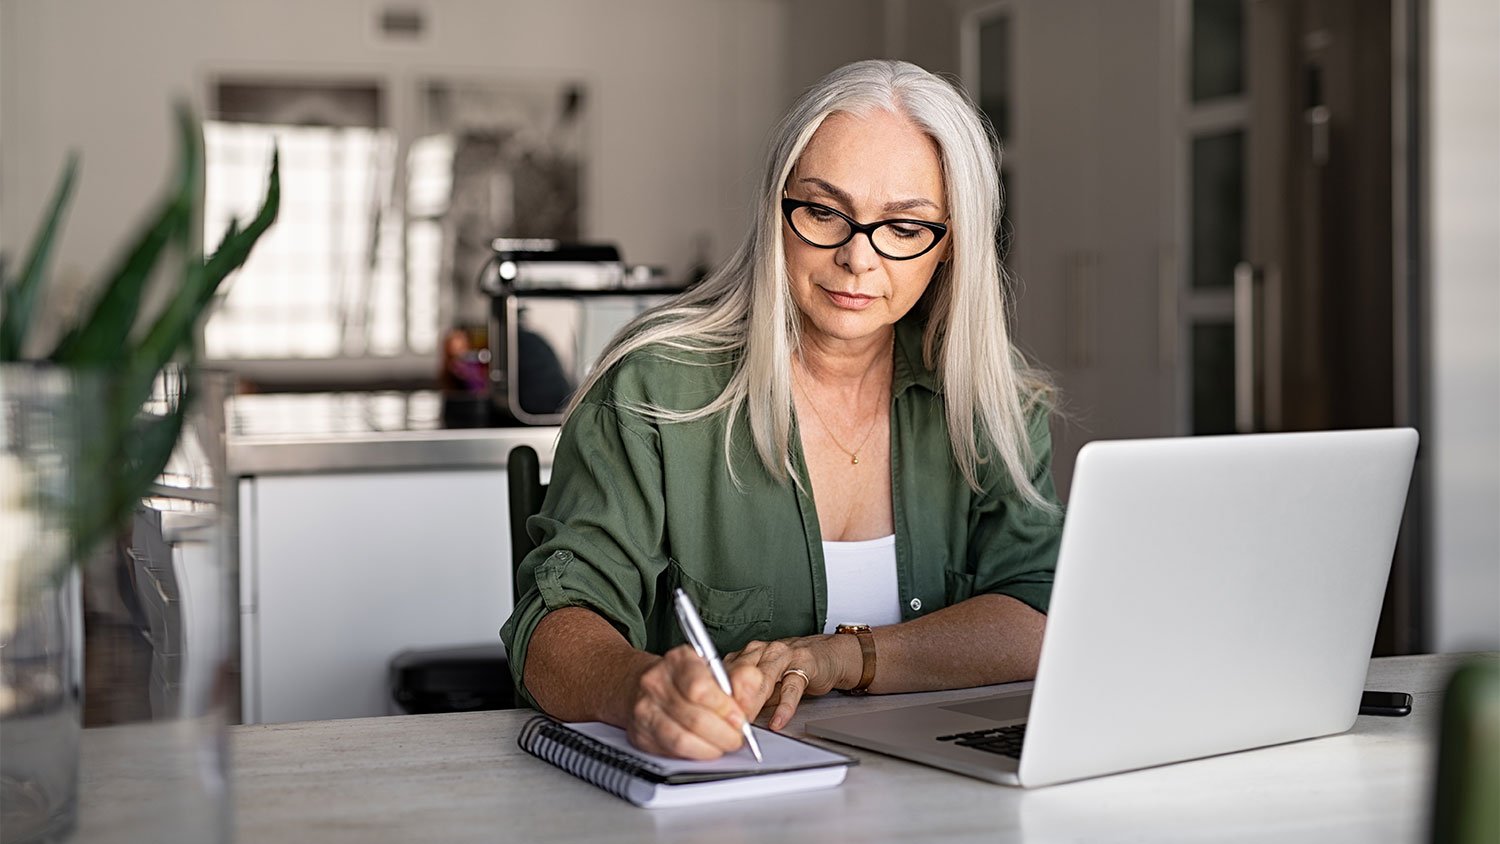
<box><xmin>892</xmin><ymin>314</ymin><xmax>940</xmax><ymax>396</ymax></box>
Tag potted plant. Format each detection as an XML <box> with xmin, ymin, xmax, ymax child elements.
<box><xmin>0</xmin><ymin>103</ymin><xmax>278</xmax><ymax>844</ymax></box>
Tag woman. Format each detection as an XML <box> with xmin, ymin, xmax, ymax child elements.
<box><xmin>500</xmin><ymin>59</ymin><xmax>1062</xmax><ymax>760</ymax></box>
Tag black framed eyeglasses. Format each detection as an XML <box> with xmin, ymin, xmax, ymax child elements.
<box><xmin>780</xmin><ymin>198</ymin><xmax>949</xmax><ymax>261</ymax></box>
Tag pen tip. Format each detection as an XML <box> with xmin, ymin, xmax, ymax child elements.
<box><xmin>744</xmin><ymin>727</ymin><xmax>764</xmax><ymax>762</ymax></box>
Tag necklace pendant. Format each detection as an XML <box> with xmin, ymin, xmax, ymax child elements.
<box><xmin>851</xmin><ymin>455</ymin><xmax>860</xmax><ymax>465</ymax></box>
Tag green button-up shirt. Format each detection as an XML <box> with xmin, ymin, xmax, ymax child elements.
<box><xmin>500</xmin><ymin>316</ymin><xmax>1064</xmax><ymax>708</ymax></box>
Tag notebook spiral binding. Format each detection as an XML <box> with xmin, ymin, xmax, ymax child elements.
<box><xmin>518</xmin><ymin>715</ymin><xmax>667</xmax><ymax>801</ymax></box>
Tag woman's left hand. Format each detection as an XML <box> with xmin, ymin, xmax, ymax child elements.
<box><xmin>725</xmin><ymin>635</ymin><xmax>856</xmax><ymax>731</ymax></box>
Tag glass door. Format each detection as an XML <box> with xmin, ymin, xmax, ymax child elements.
<box><xmin>1177</xmin><ymin>0</ymin><xmax>1249</xmax><ymax>435</ymax></box>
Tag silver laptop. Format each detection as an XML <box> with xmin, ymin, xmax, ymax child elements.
<box><xmin>807</xmin><ymin>428</ymin><xmax>1418</xmax><ymax>788</ymax></box>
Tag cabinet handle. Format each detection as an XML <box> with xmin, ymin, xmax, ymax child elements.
<box><xmin>1234</xmin><ymin>262</ymin><xmax>1282</xmax><ymax>434</ymax></box>
<box><xmin>1234</xmin><ymin>262</ymin><xmax>1260</xmax><ymax>433</ymax></box>
<box><xmin>1066</xmin><ymin>250</ymin><xmax>1098</xmax><ymax>368</ymax></box>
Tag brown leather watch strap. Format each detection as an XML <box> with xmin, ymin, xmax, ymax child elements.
<box><xmin>835</xmin><ymin>623</ymin><xmax>876</xmax><ymax>694</ymax></box>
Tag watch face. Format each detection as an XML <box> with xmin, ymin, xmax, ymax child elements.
<box><xmin>836</xmin><ymin>623</ymin><xmax>872</xmax><ymax>634</ymax></box>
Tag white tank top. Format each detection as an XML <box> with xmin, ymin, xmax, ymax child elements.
<box><xmin>821</xmin><ymin>534</ymin><xmax>902</xmax><ymax>634</ymax></box>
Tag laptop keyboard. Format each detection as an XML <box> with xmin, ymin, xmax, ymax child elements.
<box><xmin>936</xmin><ymin>724</ymin><xmax>1027</xmax><ymax>759</ymax></box>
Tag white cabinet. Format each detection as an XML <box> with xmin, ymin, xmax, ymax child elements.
<box><xmin>239</xmin><ymin>469</ymin><xmax>515</xmax><ymax>724</ymax></box>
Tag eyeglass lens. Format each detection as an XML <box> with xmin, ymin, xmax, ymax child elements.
<box><xmin>788</xmin><ymin>205</ymin><xmax>938</xmax><ymax>258</ymax></box>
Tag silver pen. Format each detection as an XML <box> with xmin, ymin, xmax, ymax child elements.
<box><xmin>671</xmin><ymin>587</ymin><xmax>764</xmax><ymax>762</ymax></box>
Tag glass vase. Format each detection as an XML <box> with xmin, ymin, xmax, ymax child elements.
<box><xmin>1</xmin><ymin>366</ymin><xmax>85</xmax><ymax>844</ymax></box>
<box><xmin>0</xmin><ymin>365</ymin><xmax>237</xmax><ymax>844</ymax></box>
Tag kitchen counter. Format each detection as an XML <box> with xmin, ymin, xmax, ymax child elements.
<box><xmin>226</xmin><ymin>391</ymin><xmax>560</xmax><ymax>475</ymax></box>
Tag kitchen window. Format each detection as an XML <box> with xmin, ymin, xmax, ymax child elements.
<box><xmin>203</xmin><ymin>77</ymin><xmax>585</xmax><ymax>389</ymax></box>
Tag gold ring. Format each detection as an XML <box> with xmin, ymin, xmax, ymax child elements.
<box><xmin>780</xmin><ymin>667</ymin><xmax>811</xmax><ymax>685</ymax></box>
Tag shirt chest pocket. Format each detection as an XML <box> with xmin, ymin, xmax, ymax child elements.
<box><xmin>668</xmin><ymin>559</ymin><xmax>774</xmax><ymax>651</ymax></box>
<box><xmin>944</xmin><ymin>568</ymin><xmax>977</xmax><ymax>604</ymax></box>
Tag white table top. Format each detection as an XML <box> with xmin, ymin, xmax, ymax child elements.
<box><xmin>76</xmin><ymin>653</ymin><xmax>1493</xmax><ymax>843</ymax></box>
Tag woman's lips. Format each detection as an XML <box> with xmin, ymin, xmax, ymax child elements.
<box><xmin>822</xmin><ymin>287</ymin><xmax>878</xmax><ymax>310</ymax></box>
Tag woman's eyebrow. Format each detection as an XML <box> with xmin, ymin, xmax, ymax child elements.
<box><xmin>797</xmin><ymin>177</ymin><xmax>941</xmax><ymax>215</ymax></box>
<box><xmin>882</xmin><ymin>197</ymin><xmax>942</xmax><ymax>214</ymax></box>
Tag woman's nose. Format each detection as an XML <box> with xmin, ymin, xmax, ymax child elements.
<box><xmin>835</xmin><ymin>231</ymin><xmax>882</xmax><ymax>275</ymax></box>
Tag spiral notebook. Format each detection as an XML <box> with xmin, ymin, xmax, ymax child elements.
<box><xmin>518</xmin><ymin>716</ymin><xmax>857</xmax><ymax>808</ymax></box>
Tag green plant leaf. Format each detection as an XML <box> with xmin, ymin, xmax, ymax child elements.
<box><xmin>122</xmin><ymin>386</ymin><xmax>191</xmax><ymax>497</ymax></box>
<box><xmin>69</xmin><ymin>383</ymin><xmax>190</xmax><ymax>560</ymax></box>
<box><xmin>203</xmin><ymin>147</ymin><xmax>278</xmax><ymax>288</ymax></box>
<box><xmin>136</xmin><ymin>148</ymin><xmax>279</xmax><ymax>375</ymax></box>
<box><xmin>213</xmin><ymin>218</ymin><xmax>243</xmax><ymax>257</ymax></box>
<box><xmin>52</xmin><ymin>106</ymin><xmax>201</xmax><ymax>365</ymax></box>
<box><xmin>0</xmin><ymin>154</ymin><xmax>80</xmax><ymax>360</ymax></box>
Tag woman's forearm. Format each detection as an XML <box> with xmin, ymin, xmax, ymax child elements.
<box><xmin>864</xmin><ymin>593</ymin><xmax>1046</xmax><ymax>694</ymax></box>
<box><xmin>523</xmin><ymin>607</ymin><xmax>658</xmax><ymax>724</ymax></box>
<box><xmin>525</xmin><ymin>596</ymin><xmax>1042</xmax><ymax>721</ymax></box>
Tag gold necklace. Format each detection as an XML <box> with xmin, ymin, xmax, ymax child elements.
<box><xmin>794</xmin><ymin>370</ymin><xmax>882</xmax><ymax>466</ymax></box>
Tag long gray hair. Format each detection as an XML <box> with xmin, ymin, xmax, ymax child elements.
<box><xmin>569</xmin><ymin>59</ymin><xmax>1056</xmax><ymax>511</ymax></box>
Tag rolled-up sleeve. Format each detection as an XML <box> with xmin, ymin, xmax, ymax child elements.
<box><xmin>499</xmin><ymin>399</ymin><xmax>667</xmax><ymax>709</ymax></box>
<box><xmin>966</xmin><ymin>404</ymin><xmax>1065</xmax><ymax>614</ymax></box>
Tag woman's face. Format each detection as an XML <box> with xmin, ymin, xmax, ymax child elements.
<box><xmin>783</xmin><ymin>109</ymin><xmax>949</xmax><ymax>348</ymax></box>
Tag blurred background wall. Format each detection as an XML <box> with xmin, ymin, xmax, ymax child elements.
<box><xmin>0</xmin><ymin>0</ymin><xmax>789</xmax><ymax>351</ymax></box>
<box><xmin>1</xmin><ymin>0</ymin><xmax>1495</xmax><ymax>653</ymax></box>
<box><xmin>1427</xmin><ymin>0</ymin><xmax>1498</xmax><ymax>652</ymax></box>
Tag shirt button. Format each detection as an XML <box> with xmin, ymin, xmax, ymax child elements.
<box><xmin>909</xmin><ymin>597</ymin><xmax>922</xmax><ymax>612</ymax></box>
<box><xmin>556</xmin><ymin>550</ymin><xmax>573</xmax><ymax>562</ymax></box>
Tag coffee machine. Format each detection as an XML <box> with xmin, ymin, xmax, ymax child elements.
<box><xmin>478</xmin><ymin>239</ymin><xmax>685</xmax><ymax>426</ymax></box>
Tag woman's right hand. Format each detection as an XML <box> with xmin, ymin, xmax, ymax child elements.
<box><xmin>622</xmin><ymin>644</ymin><xmax>766</xmax><ymax>760</ymax></box>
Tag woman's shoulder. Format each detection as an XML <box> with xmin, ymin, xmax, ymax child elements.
<box><xmin>971</xmin><ymin>394</ymin><xmax>1057</xmax><ymax>496</ymax></box>
<box><xmin>581</xmin><ymin>341</ymin><xmax>738</xmax><ymax>414</ymax></box>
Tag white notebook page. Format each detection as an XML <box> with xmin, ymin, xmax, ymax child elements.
<box><xmin>565</xmin><ymin>721</ymin><xmax>852</xmax><ymax>775</ymax></box>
